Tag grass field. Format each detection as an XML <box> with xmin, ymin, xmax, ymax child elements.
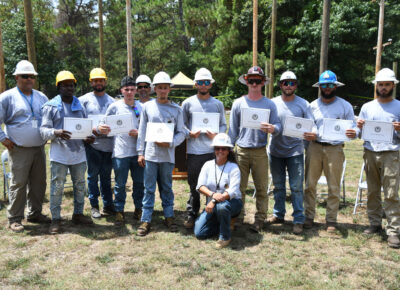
<box><xmin>0</xmin><ymin>139</ymin><xmax>400</xmax><ymax>289</ymax></box>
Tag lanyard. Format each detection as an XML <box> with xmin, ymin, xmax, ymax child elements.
<box><xmin>214</xmin><ymin>160</ymin><xmax>227</xmax><ymax>191</ymax></box>
<box><xmin>17</xmin><ymin>87</ymin><xmax>35</xmax><ymax>118</ymax></box>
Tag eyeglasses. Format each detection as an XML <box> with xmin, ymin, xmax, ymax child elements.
<box><xmin>138</xmin><ymin>85</ymin><xmax>150</xmax><ymax>89</ymax></box>
<box><xmin>214</xmin><ymin>147</ymin><xmax>229</xmax><ymax>151</ymax></box>
<box><xmin>20</xmin><ymin>75</ymin><xmax>36</xmax><ymax>80</ymax></box>
<box><xmin>247</xmin><ymin>79</ymin><xmax>262</xmax><ymax>85</ymax></box>
<box><xmin>196</xmin><ymin>80</ymin><xmax>211</xmax><ymax>86</ymax></box>
<box><xmin>320</xmin><ymin>83</ymin><xmax>335</xmax><ymax>89</ymax></box>
<box><xmin>282</xmin><ymin>81</ymin><xmax>296</xmax><ymax>87</ymax></box>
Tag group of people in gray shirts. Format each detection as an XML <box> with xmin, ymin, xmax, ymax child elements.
<box><xmin>2</xmin><ymin>59</ymin><xmax>400</xmax><ymax>249</ymax></box>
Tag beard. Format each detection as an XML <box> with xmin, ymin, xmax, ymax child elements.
<box><xmin>92</xmin><ymin>85</ymin><xmax>106</xmax><ymax>92</ymax></box>
<box><xmin>376</xmin><ymin>88</ymin><xmax>393</xmax><ymax>98</ymax></box>
<box><xmin>321</xmin><ymin>88</ymin><xmax>336</xmax><ymax>99</ymax></box>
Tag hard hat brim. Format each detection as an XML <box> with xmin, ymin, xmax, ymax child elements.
<box><xmin>13</xmin><ymin>71</ymin><xmax>38</xmax><ymax>76</ymax></box>
<box><xmin>239</xmin><ymin>74</ymin><xmax>271</xmax><ymax>85</ymax></box>
<box><xmin>312</xmin><ymin>81</ymin><xmax>345</xmax><ymax>88</ymax></box>
<box><xmin>372</xmin><ymin>79</ymin><xmax>399</xmax><ymax>84</ymax></box>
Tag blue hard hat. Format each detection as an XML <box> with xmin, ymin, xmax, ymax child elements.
<box><xmin>312</xmin><ymin>70</ymin><xmax>344</xmax><ymax>87</ymax></box>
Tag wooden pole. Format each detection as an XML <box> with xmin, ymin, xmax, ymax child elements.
<box><xmin>393</xmin><ymin>61</ymin><xmax>398</xmax><ymax>98</ymax></box>
<box><xmin>268</xmin><ymin>0</ymin><xmax>277</xmax><ymax>99</ymax></box>
<box><xmin>319</xmin><ymin>0</ymin><xmax>331</xmax><ymax>75</ymax></box>
<box><xmin>252</xmin><ymin>0</ymin><xmax>258</xmax><ymax>66</ymax></box>
<box><xmin>23</xmin><ymin>0</ymin><xmax>38</xmax><ymax>89</ymax></box>
<box><xmin>264</xmin><ymin>60</ymin><xmax>268</xmax><ymax>97</ymax></box>
<box><xmin>98</xmin><ymin>0</ymin><xmax>105</xmax><ymax>69</ymax></box>
<box><xmin>374</xmin><ymin>0</ymin><xmax>385</xmax><ymax>98</ymax></box>
<box><xmin>126</xmin><ymin>0</ymin><xmax>133</xmax><ymax>77</ymax></box>
<box><xmin>0</xmin><ymin>22</ymin><xmax>5</xmax><ymax>93</ymax></box>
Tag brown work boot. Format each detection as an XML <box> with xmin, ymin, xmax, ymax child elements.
<box><xmin>326</xmin><ymin>222</ymin><xmax>337</xmax><ymax>233</ymax></box>
<box><xmin>137</xmin><ymin>222</ymin><xmax>151</xmax><ymax>236</ymax></box>
<box><xmin>230</xmin><ymin>217</ymin><xmax>237</xmax><ymax>231</ymax></box>
<box><xmin>49</xmin><ymin>220</ymin><xmax>61</xmax><ymax>234</ymax></box>
<box><xmin>293</xmin><ymin>223</ymin><xmax>303</xmax><ymax>235</ymax></box>
<box><xmin>388</xmin><ymin>235</ymin><xmax>400</xmax><ymax>249</ymax></box>
<box><xmin>164</xmin><ymin>217</ymin><xmax>178</xmax><ymax>232</ymax></box>
<box><xmin>363</xmin><ymin>225</ymin><xmax>382</xmax><ymax>235</ymax></box>
<box><xmin>183</xmin><ymin>215</ymin><xmax>195</xmax><ymax>229</ymax></box>
<box><xmin>250</xmin><ymin>219</ymin><xmax>264</xmax><ymax>233</ymax></box>
<box><xmin>102</xmin><ymin>206</ymin><xmax>116</xmax><ymax>216</ymax></box>
<box><xmin>303</xmin><ymin>218</ymin><xmax>314</xmax><ymax>229</ymax></box>
<box><xmin>72</xmin><ymin>214</ymin><xmax>93</xmax><ymax>225</ymax></box>
<box><xmin>268</xmin><ymin>216</ymin><xmax>285</xmax><ymax>224</ymax></box>
<box><xmin>216</xmin><ymin>239</ymin><xmax>231</xmax><ymax>249</ymax></box>
<box><xmin>114</xmin><ymin>212</ymin><xmax>125</xmax><ymax>226</ymax></box>
<box><xmin>27</xmin><ymin>213</ymin><xmax>51</xmax><ymax>224</ymax></box>
<box><xmin>132</xmin><ymin>208</ymin><xmax>142</xmax><ymax>220</ymax></box>
<box><xmin>8</xmin><ymin>221</ymin><xmax>24</xmax><ymax>233</ymax></box>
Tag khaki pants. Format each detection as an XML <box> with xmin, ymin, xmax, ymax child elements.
<box><xmin>364</xmin><ymin>149</ymin><xmax>400</xmax><ymax>235</ymax></box>
<box><xmin>304</xmin><ymin>142</ymin><xmax>344</xmax><ymax>223</ymax></box>
<box><xmin>7</xmin><ymin>145</ymin><xmax>47</xmax><ymax>222</ymax></box>
<box><xmin>236</xmin><ymin>146</ymin><xmax>268</xmax><ymax>221</ymax></box>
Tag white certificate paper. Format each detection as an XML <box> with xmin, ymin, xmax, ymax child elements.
<box><xmin>105</xmin><ymin>113</ymin><xmax>133</xmax><ymax>135</ymax></box>
<box><xmin>145</xmin><ymin>122</ymin><xmax>174</xmax><ymax>143</ymax></box>
<box><xmin>241</xmin><ymin>108</ymin><xmax>270</xmax><ymax>129</ymax></box>
<box><xmin>88</xmin><ymin>114</ymin><xmax>105</xmax><ymax>128</ymax></box>
<box><xmin>63</xmin><ymin>117</ymin><xmax>92</xmax><ymax>139</ymax></box>
<box><xmin>191</xmin><ymin>112</ymin><xmax>220</xmax><ymax>133</ymax></box>
<box><xmin>283</xmin><ymin>116</ymin><xmax>314</xmax><ymax>139</ymax></box>
<box><xmin>321</xmin><ymin>118</ymin><xmax>353</xmax><ymax>142</ymax></box>
<box><xmin>362</xmin><ymin>120</ymin><xmax>394</xmax><ymax>143</ymax></box>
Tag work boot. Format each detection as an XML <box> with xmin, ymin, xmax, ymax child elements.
<box><xmin>230</xmin><ymin>217</ymin><xmax>237</xmax><ymax>231</ymax></box>
<box><xmin>326</xmin><ymin>222</ymin><xmax>337</xmax><ymax>233</ymax></box>
<box><xmin>268</xmin><ymin>216</ymin><xmax>285</xmax><ymax>224</ymax></box>
<box><xmin>165</xmin><ymin>217</ymin><xmax>178</xmax><ymax>232</ymax></box>
<box><xmin>8</xmin><ymin>221</ymin><xmax>24</xmax><ymax>233</ymax></box>
<box><xmin>27</xmin><ymin>213</ymin><xmax>51</xmax><ymax>224</ymax></box>
<box><xmin>132</xmin><ymin>208</ymin><xmax>142</xmax><ymax>220</ymax></box>
<box><xmin>363</xmin><ymin>225</ymin><xmax>382</xmax><ymax>235</ymax></box>
<box><xmin>293</xmin><ymin>223</ymin><xmax>303</xmax><ymax>235</ymax></box>
<box><xmin>250</xmin><ymin>219</ymin><xmax>264</xmax><ymax>233</ymax></box>
<box><xmin>91</xmin><ymin>207</ymin><xmax>101</xmax><ymax>219</ymax></box>
<box><xmin>303</xmin><ymin>218</ymin><xmax>314</xmax><ymax>229</ymax></box>
<box><xmin>183</xmin><ymin>215</ymin><xmax>195</xmax><ymax>229</ymax></box>
<box><xmin>49</xmin><ymin>220</ymin><xmax>61</xmax><ymax>234</ymax></box>
<box><xmin>216</xmin><ymin>239</ymin><xmax>231</xmax><ymax>249</ymax></box>
<box><xmin>388</xmin><ymin>235</ymin><xmax>400</xmax><ymax>249</ymax></box>
<box><xmin>72</xmin><ymin>214</ymin><xmax>93</xmax><ymax>225</ymax></box>
<box><xmin>102</xmin><ymin>206</ymin><xmax>116</xmax><ymax>216</ymax></box>
<box><xmin>137</xmin><ymin>222</ymin><xmax>151</xmax><ymax>236</ymax></box>
<box><xmin>114</xmin><ymin>212</ymin><xmax>125</xmax><ymax>226</ymax></box>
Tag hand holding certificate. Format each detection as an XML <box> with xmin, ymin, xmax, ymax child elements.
<box><xmin>282</xmin><ymin>116</ymin><xmax>314</xmax><ymax>139</ymax></box>
<box><xmin>63</xmin><ymin>117</ymin><xmax>93</xmax><ymax>139</ymax></box>
<box><xmin>145</xmin><ymin>122</ymin><xmax>174</xmax><ymax>143</ymax></box>
<box><xmin>88</xmin><ymin>114</ymin><xmax>105</xmax><ymax>128</ymax></box>
<box><xmin>321</xmin><ymin>118</ymin><xmax>353</xmax><ymax>142</ymax></box>
<box><xmin>105</xmin><ymin>113</ymin><xmax>133</xmax><ymax>136</ymax></box>
<box><xmin>191</xmin><ymin>112</ymin><xmax>220</xmax><ymax>133</ymax></box>
<box><xmin>361</xmin><ymin>120</ymin><xmax>394</xmax><ymax>143</ymax></box>
<box><xmin>241</xmin><ymin>108</ymin><xmax>270</xmax><ymax>129</ymax></box>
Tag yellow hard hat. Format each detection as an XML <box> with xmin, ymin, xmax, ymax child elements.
<box><xmin>56</xmin><ymin>71</ymin><xmax>77</xmax><ymax>86</ymax></box>
<box><xmin>89</xmin><ymin>68</ymin><xmax>107</xmax><ymax>81</ymax></box>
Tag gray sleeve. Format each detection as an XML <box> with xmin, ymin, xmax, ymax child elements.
<box><xmin>137</xmin><ymin>107</ymin><xmax>148</xmax><ymax>155</ymax></box>
<box><xmin>228</xmin><ymin>101</ymin><xmax>240</xmax><ymax>144</ymax></box>
<box><xmin>181</xmin><ymin>101</ymin><xmax>191</xmax><ymax>135</ymax></box>
<box><xmin>269</xmin><ymin>102</ymin><xmax>282</xmax><ymax>136</ymax></box>
<box><xmin>218</xmin><ymin>102</ymin><xmax>227</xmax><ymax>133</ymax></box>
<box><xmin>305</xmin><ymin>102</ymin><xmax>317</xmax><ymax>133</ymax></box>
<box><xmin>40</xmin><ymin>106</ymin><xmax>56</xmax><ymax>141</ymax></box>
<box><xmin>171</xmin><ymin>108</ymin><xmax>187</xmax><ymax>147</ymax></box>
<box><xmin>0</xmin><ymin>95</ymin><xmax>10</xmax><ymax>142</ymax></box>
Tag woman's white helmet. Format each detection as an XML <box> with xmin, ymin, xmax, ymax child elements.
<box><xmin>211</xmin><ymin>133</ymin><xmax>234</xmax><ymax>148</ymax></box>
<box><xmin>152</xmin><ymin>71</ymin><xmax>174</xmax><ymax>86</ymax></box>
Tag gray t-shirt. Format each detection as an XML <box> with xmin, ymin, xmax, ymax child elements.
<box><xmin>182</xmin><ymin>95</ymin><xmax>227</xmax><ymax>155</ymax></box>
<box><xmin>228</xmin><ymin>95</ymin><xmax>281</xmax><ymax>148</ymax></box>
<box><xmin>268</xmin><ymin>95</ymin><xmax>314</xmax><ymax>158</ymax></box>
<box><xmin>359</xmin><ymin>99</ymin><xmax>400</xmax><ymax>152</ymax></box>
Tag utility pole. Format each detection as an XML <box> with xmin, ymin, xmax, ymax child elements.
<box><xmin>23</xmin><ymin>0</ymin><xmax>38</xmax><ymax>89</ymax></box>
<box><xmin>0</xmin><ymin>22</ymin><xmax>5</xmax><ymax>93</ymax></box>
<box><xmin>268</xmin><ymin>0</ymin><xmax>277</xmax><ymax>99</ymax></box>
<box><xmin>374</xmin><ymin>0</ymin><xmax>385</xmax><ymax>98</ymax></box>
<box><xmin>393</xmin><ymin>62</ymin><xmax>397</xmax><ymax>98</ymax></box>
<box><xmin>126</xmin><ymin>0</ymin><xmax>133</xmax><ymax>77</ymax></box>
<box><xmin>252</xmin><ymin>0</ymin><xmax>258</xmax><ymax>66</ymax></box>
<box><xmin>319</xmin><ymin>0</ymin><xmax>331</xmax><ymax>75</ymax></box>
<box><xmin>98</xmin><ymin>0</ymin><xmax>105</xmax><ymax>69</ymax></box>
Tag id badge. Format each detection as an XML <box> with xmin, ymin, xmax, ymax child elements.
<box><xmin>32</xmin><ymin>119</ymin><xmax>38</xmax><ymax>128</ymax></box>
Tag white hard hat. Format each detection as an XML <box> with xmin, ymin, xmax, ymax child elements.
<box><xmin>194</xmin><ymin>68</ymin><xmax>215</xmax><ymax>83</ymax></box>
<box><xmin>13</xmin><ymin>60</ymin><xmax>38</xmax><ymax>76</ymax></box>
<box><xmin>152</xmin><ymin>71</ymin><xmax>174</xmax><ymax>87</ymax></box>
<box><xmin>211</xmin><ymin>133</ymin><xmax>234</xmax><ymax>148</ymax></box>
<box><xmin>280</xmin><ymin>71</ymin><xmax>297</xmax><ymax>81</ymax></box>
<box><xmin>373</xmin><ymin>68</ymin><xmax>399</xmax><ymax>84</ymax></box>
<box><xmin>136</xmin><ymin>74</ymin><xmax>152</xmax><ymax>84</ymax></box>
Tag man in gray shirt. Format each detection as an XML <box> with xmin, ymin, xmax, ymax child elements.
<box><xmin>268</xmin><ymin>71</ymin><xmax>315</xmax><ymax>234</ymax></box>
<box><xmin>357</xmin><ymin>68</ymin><xmax>400</xmax><ymax>248</ymax></box>
<box><xmin>181</xmin><ymin>68</ymin><xmax>227</xmax><ymax>229</ymax></box>
<box><xmin>228</xmin><ymin>66</ymin><xmax>281</xmax><ymax>232</ymax></box>
<box><xmin>79</xmin><ymin>68</ymin><xmax>115</xmax><ymax>218</ymax></box>
<box><xmin>304</xmin><ymin>70</ymin><xmax>356</xmax><ymax>232</ymax></box>
<box><xmin>0</xmin><ymin>60</ymin><xmax>49</xmax><ymax>232</ymax></box>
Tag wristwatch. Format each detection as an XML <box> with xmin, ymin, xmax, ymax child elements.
<box><xmin>211</xmin><ymin>198</ymin><xmax>217</xmax><ymax>204</ymax></box>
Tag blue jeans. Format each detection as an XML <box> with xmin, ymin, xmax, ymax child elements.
<box><xmin>85</xmin><ymin>145</ymin><xmax>113</xmax><ymax>208</ymax></box>
<box><xmin>113</xmin><ymin>156</ymin><xmax>144</xmax><ymax>212</ymax></box>
<box><xmin>269</xmin><ymin>154</ymin><xmax>305</xmax><ymax>224</ymax></box>
<box><xmin>194</xmin><ymin>199</ymin><xmax>243</xmax><ymax>241</ymax></box>
<box><xmin>141</xmin><ymin>161</ymin><xmax>175</xmax><ymax>222</ymax></box>
<box><xmin>49</xmin><ymin>161</ymin><xmax>87</xmax><ymax>220</ymax></box>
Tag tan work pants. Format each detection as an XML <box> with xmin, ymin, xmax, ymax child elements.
<box><xmin>364</xmin><ymin>149</ymin><xmax>400</xmax><ymax>235</ymax></box>
<box><xmin>304</xmin><ymin>142</ymin><xmax>344</xmax><ymax>223</ymax></box>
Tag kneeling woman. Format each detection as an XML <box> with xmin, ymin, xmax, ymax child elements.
<box><xmin>194</xmin><ymin>133</ymin><xmax>242</xmax><ymax>249</ymax></box>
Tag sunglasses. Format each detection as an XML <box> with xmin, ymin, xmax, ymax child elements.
<box><xmin>282</xmin><ymin>81</ymin><xmax>296</xmax><ymax>87</ymax></box>
<box><xmin>247</xmin><ymin>79</ymin><xmax>263</xmax><ymax>85</ymax></box>
<box><xmin>320</xmin><ymin>83</ymin><xmax>335</xmax><ymax>89</ymax></box>
<box><xmin>214</xmin><ymin>147</ymin><xmax>229</xmax><ymax>151</ymax></box>
<box><xmin>138</xmin><ymin>85</ymin><xmax>150</xmax><ymax>89</ymax></box>
<box><xmin>20</xmin><ymin>75</ymin><xmax>36</xmax><ymax>80</ymax></box>
<box><xmin>196</xmin><ymin>80</ymin><xmax>211</xmax><ymax>86</ymax></box>
<box><xmin>133</xmin><ymin>106</ymin><xmax>140</xmax><ymax>118</ymax></box>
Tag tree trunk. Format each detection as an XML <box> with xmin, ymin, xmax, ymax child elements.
<box><xmin>0</xmin><ymin>22</ymin><xmax>5</xmax><ymax>93</ymax></box>
<box><xmin>23</xmin><ymin>0</ymin><xmax>38</xmax><ymax>88</ymax></box>
<box><xmin>268</xmin><ymin>0</ymin><xmax>277</xmax><ymax>99</ymax></box>
<box><xmin>126</xmin><ymin>0</ymin><xmax>133</xmax><ymax>76</ymax></box>
<box><xmin>98</xmin><ymin>0</ymin><xmax>105</xmax><ymax>69</ymax></box>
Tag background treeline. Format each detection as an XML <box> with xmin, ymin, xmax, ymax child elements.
<box><xmin>1</xmin><ymin>0</ymin><xmax>399</xmax><ymax>110</ymax></box>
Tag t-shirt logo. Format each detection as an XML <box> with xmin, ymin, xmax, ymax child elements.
<box><xmin>76</xmin><ymin>124</ymin><xmax>82</xmax><ymax>130</ymax></box>
<box><xmin>252</xmin><ymin>114</ymin><xmax>258</xmax><ymax>120</ymax></box>
<box><xmin>117</xmin><ymin>120</ymin><xmax>123</xmax><ymax>126</ymax></box>
<box><xmin>375</xmin><ymin>126</ymin><xmax>381</xmax><ymax>133</ymax></box>
<box><xmin>203</xmin><ymin>118</ymin><xmax>209</xmax><ymax>124</ymax></box>
<box><xmin>334</xmin><ymin>125</ymin><xmax>341</xmax><ymax>131</ymax></box>
<box><xmin>296</xmin><ymin>123</ymin><xmax>302</xmax><ymax>129</ymax></box>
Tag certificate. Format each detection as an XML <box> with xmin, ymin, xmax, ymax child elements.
<box><xmin>145</xmin><ymin>122</ymin><xmax>174</xmax><ymax>143</ymax></box>
<box><xmin>105</xmin><ymin>113</ymin><xmax>133</xmax><ymax>135</ymax></box>
<box><xmin>282</xmin><ymin>116</ymin><xmax>314</xmax><ymax>139</ymax></box>
<box><xmin>191</xmin><ymin>112</ymin><xmax>220</xmax><ymax>133</ymax></box>
<box><xmin>88</xmin><ymin>114</ymin><xmax>105</xmax><ymax>128</ymax></box>
<box><xmin>63</xmin><ymin>117</ymin><xmax>92</xmax><ymax>139</ymax></box>
<box><xmin>362</xmin><ymin>120</ymin><xmax>394</xmax><ymax>143</ymax></box>
<box><xmin>321</xmin><ymin>118</ymin><xmax>353</xmax><ymax>142</ymax></box>
<box><xmin>241</xmin><ymin>108</ymin><xmax>270</xmax><ymax>129</ymax></box>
